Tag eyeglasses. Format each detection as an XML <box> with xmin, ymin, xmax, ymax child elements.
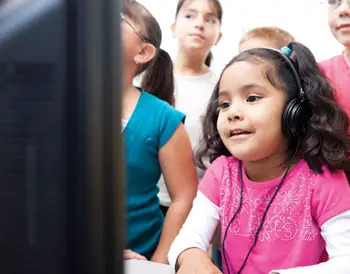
<box><xmin>120</xmin><ymin>13</ymin><xmax>147</xmax><ymax>42</ymax></box>
<box><xmin>328</xmin><ymin>0</ymin><xmax>350</xmax><ymax>8</ymax></box>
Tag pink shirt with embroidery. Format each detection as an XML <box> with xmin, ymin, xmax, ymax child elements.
<box><xmin>199</xmin><ymin>156</ymin><xmax>350</xmax><ymax>274</ymax></box>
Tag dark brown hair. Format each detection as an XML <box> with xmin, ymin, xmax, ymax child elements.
<box><xmin>196</xmin><ymin>42</ymin><xmax>350</xmax><ymax>174</ymax></box>
<box><xmin>123</xmin><ymin>1</ymin><xmax>174</xmax><ymax>105</ymax></box>
<box><xmin>175</xmin><ymin>0</ymin><xmax>223</xmax><ymax>67</ymax></box>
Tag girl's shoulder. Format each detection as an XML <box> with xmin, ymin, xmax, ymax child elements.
<box><xmin>140</xmin><ymin>89</ymin><xmax>168</xmax><ymax>108</ymax></box>
<box><xmin>141</xmin><ymin>90</ymin><xmax>184</xmax><ymax>117</ymax></box>
<box><xmin>284</xmin><ymin>159</ymin><xmax>348</xmax><ymax>187</ymax></box>
<box><xmin>140</xmin><ymin>90</ymin><xmax>186</xmax><ymax>148</ymax></box>
<box><xmin>200</xmin><ymin>155</ymin><xmax>238</xmax><ymax>185</ymax></box>
<box><xmin>198</xmin><ymin>155</ymin><xmax>238</xmax><ymax>206</ymax></box>
<box><xmin>310</xmin><ymin>164</ymin><xmax>350</xmax><ymax>226</ymax></box>
<box><xmin>315</xmin><ymin>164</ymin><xmax>349</xmax><ymax>189</ymax></box>
<box><xmin>297</xmin><ymin>159</ymin><xmax>349</xmax><ymax>187</ymax></box>
<box><xmin>319</xmin><ymin>54</ymin><xmax>345</xmax><ymax>71</ymax></box>
<box><xmin>208</xmin><ymin>155</ymin><xmax>239</xmax><ymax>177</ymax></box>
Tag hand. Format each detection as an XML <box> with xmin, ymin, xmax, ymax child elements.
<box><xmin>123</xmin><ymin>249</ymin><xmax>148</xmax><ymax>261</ymax></box>
<box><xmin>176</xmin><ymin>248</ymin><xmax>222</xmax><ymax>274</ymax></box>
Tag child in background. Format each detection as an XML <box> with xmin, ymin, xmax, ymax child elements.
<box><xmin>157</xmin><ymin>0</ymin><xmax>222</xmax><ymax>214</ymax></box>
<box><xmin>320</xmin><ymin>0</ymin><xmax>350</xmax><ymax>118</ymax></box>
<box><xmin>121</xmin><ymin>0</ymin><xmax>197</xmax><ymax>263</ymax></box>
<box><xmin>239</xmin><ymin>26</ymin><xmax>295</xmax><ymax>52</ymax></box>
<box><xmin>168</xmin><ymin>42</ymin><xmax>350</xmax><ymax>273</ymax></box>
<box><xmin>319</xmin><ymin>0</ymin><xmax>350</xmax><ymax>179</ymax></box>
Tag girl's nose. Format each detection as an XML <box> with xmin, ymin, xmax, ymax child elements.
<box><xmin>339</xmin><ymin>0</ymin><xmax>350</xmax><ymax>17</ymax></box>
<box><xmin>227</xmin><ymin>104</ymin><xmax>243</xmax><ymax>122</ymax></box>
<box><xmin>194</xmin><ymin>16</ymin><xmax>205</xmax><ymax>29</ymax></box>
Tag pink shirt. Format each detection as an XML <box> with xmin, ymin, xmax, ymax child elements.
<box><xmin>319</xmin><ymin>54</ymin><xmax>350</xmax><ymax>120</ymax></box>
<box><xmin>199</xmin><ymin>156</ymin><xmax>350</xmax><ymax>274</ymax></box>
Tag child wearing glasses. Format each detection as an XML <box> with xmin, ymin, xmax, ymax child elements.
<box><xmin>319</xmin><ymin>0</ymin><xmax>350</xmax><ymax>179</ymax></box>
<box><xmin>121</xmin><ymin>0</ymin><xmax>197</xmax><ymax>263</ymax></box>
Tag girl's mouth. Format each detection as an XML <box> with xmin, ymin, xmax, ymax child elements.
<box><xmin>229</xmin><ymin>129</ymin><xmax>252</xmax><ymax>137</ymax></box>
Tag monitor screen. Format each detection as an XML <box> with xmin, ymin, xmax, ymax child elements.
<box><xmin>0</xmin><ymin>0</ymin><xmax>124</xmax><ymax>273</ymax></box>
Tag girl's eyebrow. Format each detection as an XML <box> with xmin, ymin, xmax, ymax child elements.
<box><xmin>183</xmin><ymin>8</ymin><xmax>198</xmax><ymax>13</ymax></box>
<box><xmin>218</xmin><ymin>85</ymin><xmax>268</xmax><ymax>97</ymax></box>
<box><xmin>206</xmin><ymin>12</ymin><xmax>218</xmax><ymax>17</ymax></box>
<box><xmin>183</xmin><ymin>8</ymin><xmax>217</xmax><ymax>17</ymax></box>
<box><xmin>240</xmin><ymin>84</ymin><xmax>268</xmax><ymax>92</ymax></box>
<box><xmin>218</xmin><ymin>90</ymin><xmax>230</xmax><ymax>97</ymax></box>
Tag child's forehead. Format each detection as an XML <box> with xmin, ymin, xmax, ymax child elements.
<box><xmin>180</xmin><ymin>0</ymin><xmax>219</xmax><ymax>16</ymax></box>
<box><xmin>225</xmin><ymin>60</ymin><xmax>271</xmax><ymax>77</ymax></box>
<box><xmin>220</xmin><ymin>62</ymin><xmax>268</xmax><ymax>86</ymax></box>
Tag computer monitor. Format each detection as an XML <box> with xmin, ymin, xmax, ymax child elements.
<box><xmin>0</xmin><ymin>0</ymin><xmax>124</xmax><ymax>273</ymax></box>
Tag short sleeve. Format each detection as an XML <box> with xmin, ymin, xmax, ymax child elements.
<box><xmin>198</xmin><ymin>156</ymin><xmax>227</xmax><ymax>206</ymax></box>
<box><xmin>312</xmin><ymin>169</ymin><xmax>350</xmax><ymax>226</ymax></box>
<box><xmin>158</xmin><ymin>103</ymin><xmax>185</xmax><ymax>149</ymax></box>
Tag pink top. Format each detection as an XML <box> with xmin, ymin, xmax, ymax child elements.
<box><xmin>199</xmin><ymin>156</ymin><xmax>350</xmax><ymax>274</ymax></box>
<box><xmin>319</xmin><ymin>54</ymin><xmax>350</xmax><ymax>120</ymax></box>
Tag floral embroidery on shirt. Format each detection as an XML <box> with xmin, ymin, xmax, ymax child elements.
<box><xmin>219</xmin><ymin>162</ymin><xmax>320</xmax><ymax>242</ymax></box>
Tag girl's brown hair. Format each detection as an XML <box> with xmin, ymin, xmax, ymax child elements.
<box><xmin>123</xmin><ymin>1</ymin><xmax>174</xmax><ymax>105</ymax></box>
<box><xmin>196</xmin><ymin>42</ymin><xmax>350</xmax><ymax>173</ymax></box>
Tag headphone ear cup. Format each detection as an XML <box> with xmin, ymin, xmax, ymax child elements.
<box><xmin>282</xmin><ymin>98</ymin><xmax>307</xmax><ymax>139</ymax></box>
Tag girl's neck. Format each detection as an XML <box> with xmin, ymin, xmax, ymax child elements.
<box><xmin>123</xmin><ymin>65</ymin><xmax>137</xmax><ymax>91</ymax></box>
<box><xmin>344</xmin><ymin>47</ymin><xmax>350</xmax><ymax>68</ymax></box>
<box><xmin>122</xmin><ymin>68</ymin><xmax>141</xmax><ymax>120</ymax></box>
<box><xmin>174</xmin><ymin>51</ymin><xmax>210</xmax><ymax>76</ymax></box>
<box><xmin>243</xmin><ymin>152</ymin><xmax>295</xmax><ymax>182</ymax></box>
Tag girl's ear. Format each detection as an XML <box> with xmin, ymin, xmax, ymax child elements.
<box><xmin>133</xmin><ymin>43</ymin><xmax>157</xmax><ymax>65</ymax></box>
<box><xmin>171</xmin><ymin>23</ymin><xmax>176</xmax><ymax>38</ymax></box>
<box><xmin>214</xmin><ymin>32</ymin><xmax>222</xmax><ymax>46</ymax></box>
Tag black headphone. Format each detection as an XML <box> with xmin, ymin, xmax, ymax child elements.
<box><xmin>215</xmin><ymin>45</ymin><xmax>310</xmax><ymax>139</ymax></box>
<box><xmin>270</xmin><ymin>45</ymin><xmax>309</xmax><ymax>139</ymax></box>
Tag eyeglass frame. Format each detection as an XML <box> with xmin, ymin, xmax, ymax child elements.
<box><xmin>120</xmin><ymin>13</ymin><xmax>147</xmax><ymax>42</ymax></box>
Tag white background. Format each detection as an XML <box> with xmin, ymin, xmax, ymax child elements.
<box><xmin>138</xmin><ymin>0</ymin><xmax>344</xmax><ymax>75</ymax></box>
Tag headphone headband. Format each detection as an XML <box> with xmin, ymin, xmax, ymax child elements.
<box><xmin>263</xmin><ymin>45</ymin><xmax>309</xmax><ymax>139</ymax></box>
<box><xmin>265</xmin><ymin>46</ymin><xmax>305</xmax><ymax>101</ymax></box>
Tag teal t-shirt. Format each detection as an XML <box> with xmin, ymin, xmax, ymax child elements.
<box><xmin>124</xmin><ymin>90</ymin><xmax>185</xmax><ymax>259</ymax></box>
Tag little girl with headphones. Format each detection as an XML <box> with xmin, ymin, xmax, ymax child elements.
<box><xmin>168</xmin><ymin>42</ymin><xmax>350</xmax><ymax>274</ymax></box>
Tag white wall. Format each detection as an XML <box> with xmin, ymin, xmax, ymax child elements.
<box><xmin>138</xmin><ymin>0</ymin><xmax>343</xmax><ymax>76</ymax></box>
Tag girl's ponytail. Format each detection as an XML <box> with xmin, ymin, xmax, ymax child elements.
<box><xmin>140</xmin><ymin>48</ymin><xmax>174</xmax><ymax>105</ymax></box>
<box><xmin>205</xmin><ymin>51</ymin><xmax>213</xmax><ymax>67</ymax></box>
<box><xmin>124</xmin><ymin>1</ymin><xmax>174</xmax><ymax>105</ymax></box>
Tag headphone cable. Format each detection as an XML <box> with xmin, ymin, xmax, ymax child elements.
<box><xmin>222</xmin><ymin>144</ymin><xmax>299</xmax><ymax>274</ymax></box>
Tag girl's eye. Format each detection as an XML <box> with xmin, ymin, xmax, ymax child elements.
<box><xmin>246</xmin><ymin>95</ymin><xmax>261</xmax><ymax>103</ymax></box>
<box><xmin>328</xmin><ymin>0</ymin><xmax>340</xmax><ymax>5</ymax></box>
<box><xmin>206</xmin><ymin>18</ymin><xmax>216</xmax><ymax>24</ymax></box>
<box><xmin>185</xmin><ymin>14</ymin><xmax>193</xmax><ymax>19</ymax></box>
<box><xmin>219</xmin><ymin>101</ymin><xmax>230</xmax><ymax>110</ymax></box>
